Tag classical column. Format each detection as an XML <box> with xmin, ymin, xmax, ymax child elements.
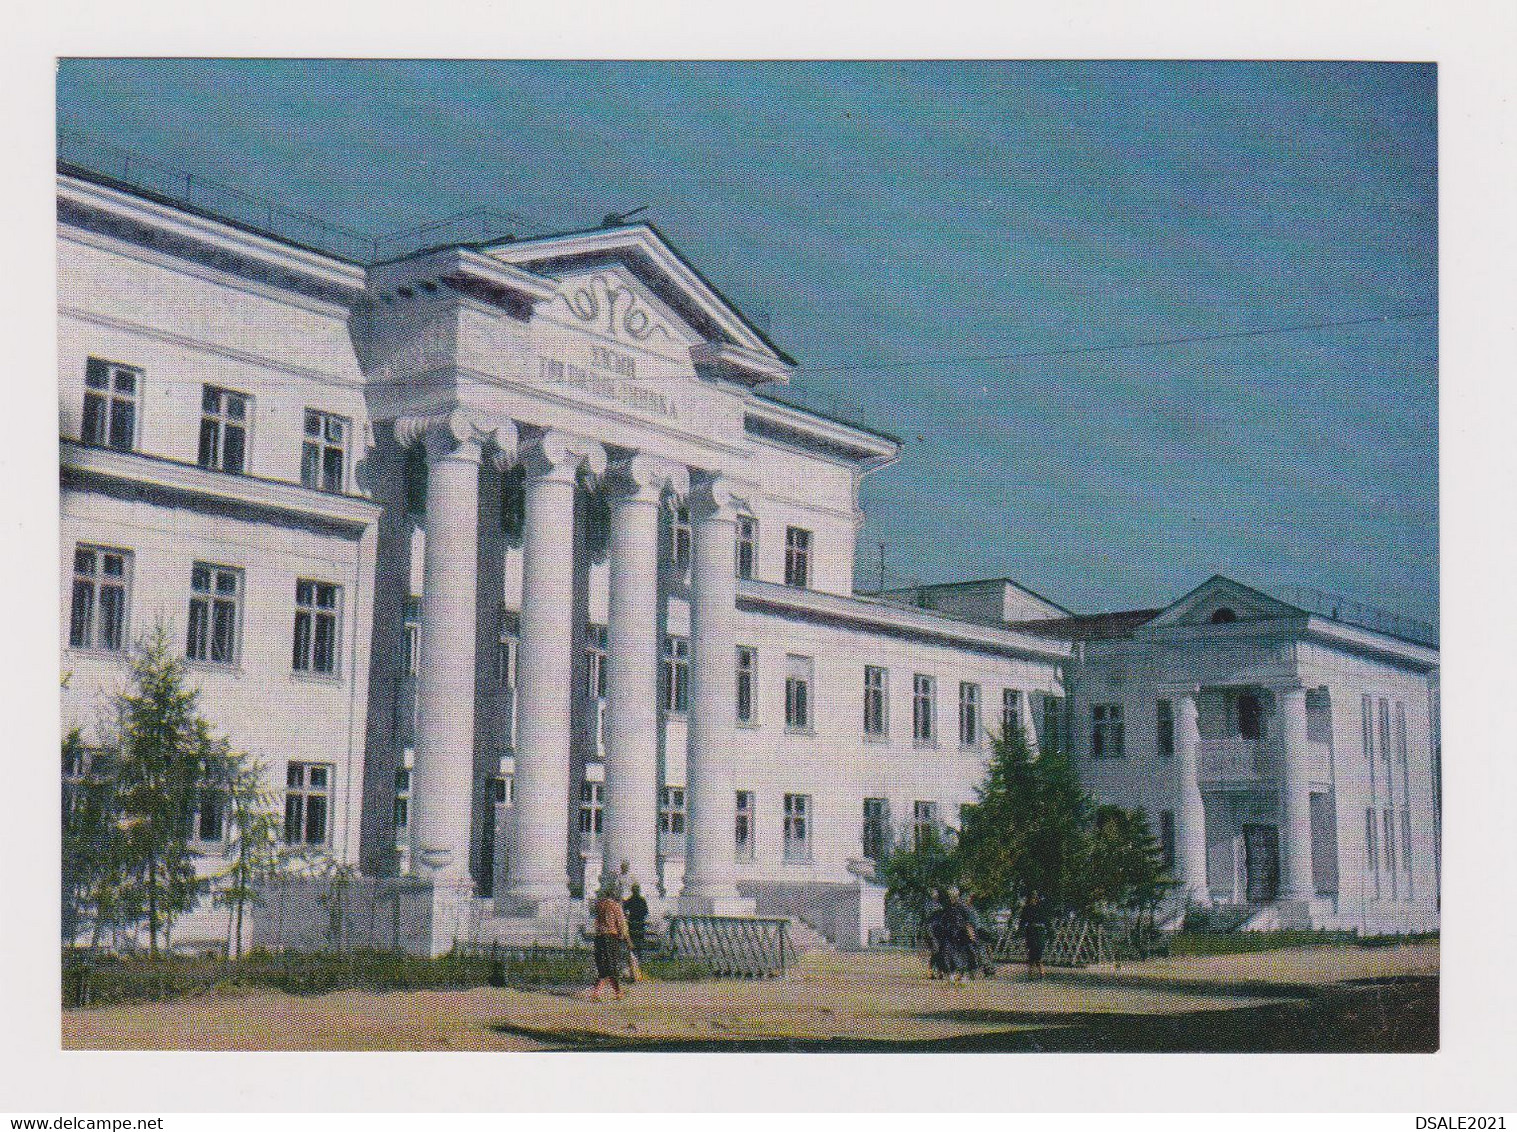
<box><xmin>1276</xmin><ymin>685</ymin><xmax>1315</xmax><ymax>901</ymax></box>
<box><xmin>678</xmin><ymin>474</ymin><xmax>755</xmax><ymax>915</ymax></box>
<box><xmin>502</xmin><ymin>430</ymin><xmax>606</xmax><ymax>913</ymax></box>
<box><xmin>396</xmin><ymin>408</ymin><xmax>515</xmax><ymax>954</ymax></box>
<box><xmin>1173</xmin><ymin>689</ymin><xmax>1212</xmax><ymax>907</ymax></box>
<box><xmin>601</xmin><ymin>453</ymin><xmax>687</xmax><ymax>899</ymax></box>
<box><xmin>1020</xmin><ymin>689</ymin><xmax>1041</xmax><ymax>757</ymax></box>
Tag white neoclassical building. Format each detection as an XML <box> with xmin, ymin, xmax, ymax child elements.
<box><xmin>57</xmin><ymin>161</ymin><xmax>1439</xmax><ymax>952</ymax></box>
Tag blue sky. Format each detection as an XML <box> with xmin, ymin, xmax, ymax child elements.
<box><xmin>56</xmin><ymin>60</ymin><xmax>1437</xmax><ymax>622</ymax></box>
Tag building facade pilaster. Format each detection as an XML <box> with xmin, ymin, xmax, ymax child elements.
<box><xmin>1275</xmin><ymin>685</ymin><xmax>1315</xmax><ymax>901</ymax></box>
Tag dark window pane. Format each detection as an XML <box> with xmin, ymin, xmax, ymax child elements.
<box><xmin>187</xmin><ymin>600</ymin><xmax>205</xmax><ymax>659</ymax></box>
<box><xmin>309</xmin><ymin>766</ymin><xmax>328</xmax><ymax>789</ymax></box>
<box><xmin>99</xmin><ymin>586</ymin><xmax>124</xmax><ymax>650</ymax></box>
<box><xmin>85</xmin><ymin>358</ymin><xmax>110</xmax><ymax>389</ymax></box>
<box><xmin>316</xmin><ymin>584</ymin><xmax>337</xmax><ymax>609</ymax></box>
<box><xmin>109</xmin><ymin>400</ymin><xmax>134</xmax><ymax>450</ymax></box>
<box><xmin>74</xmin><ymin>548</ymin><xmax>95</xmax><ymax>575</ymax></box>
<box><xmin>296</xmin><ymin>580</ymin><xmax>313</xmax><ymax>606</ymax></box>
<box><xmin>313</xmin><ymin>613</ymin><xmax>335</xmax><ymax>674</ymax></box>
<box><xmin>285</xmin><ymin>794</ymin><xmax>302</xmax><ymax>843</ymax></box>
<box><xmin>211</xmin><ymin>599</ymin><xmax>236</xmax><ymax>663</ymax></box>
<box><xmin>102</xmin><ymin>554</ymin><xmax>124</xmax><ymax>577</ymax></box>
<box><xmin>113</xmin><ymin>369</ymin><xmax>136</xmax><ymax>394</ymax></box>
<box><xmin>192</xmin><ymin>564</ymin><xmax>210</xmax><ymax>592</ymax></box>
<box><xmin>226</xmin><ymin>394</ymin><xmax>247</xmax><ymax>421</ymax></box>
<box><xmin>223</xmin><ymin>425</ymin><xmax>245</xmax><ymax>474</ymax></box>
<box><xmin>293</xmin><ymin>610</ymin><xmax>311</xmax><ymax>670</ymax></box>
<box><xmin>304</xmin><ymin>410</ymin><xmax>320</xmax><ymax>437</ymax></box>
<box><xmin>215</xmin><ymin>570</ymin><xmax>237</xmax><ymax>595</ymax></box>
<box><xmin>82</xmin><ymin>393</ymin><xmax>106</xmax><ymax>445</ymax></box>
<box><xmin>198</xmin><ymin>418</ymin><xmax>219</xmax><ymax>468</ymax></box>
<box><xmin>301</xmin><ymin>442</ymin><xmax>320</xmax><ymax>489</ymax></box>
<box><xmin>69</xmin><ymin>581</ymin><xmax>93</xmax><ymax>648</ymax></box>
<box><xmin>306</xmin><ymin>795</ymin><xmax>327</xmax><ymax>844</ymax></box>
<box><xmin>322</xmin><ymin>446</ymin><xmax>343</xmax><ymax>492</ymax></box>
<box><xmin>202</xmin><ymin>386</ymin><xmax>220</xmax><ymax>413</ymax></box>
<box><xmin>287</xmin><ymin>764</ymin><xmax>303</xmax><ymax>788</ymax></box>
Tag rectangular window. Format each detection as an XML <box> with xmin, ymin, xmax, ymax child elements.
<box><xmin>735</xmin><ymin>790</ymin><xmax>755</xmax><ymax>856</ymax></box>
<box><xmin>1159</xmin><ymin>810</ymin><xmax>1176</xmax><ymax>870</ymax></box>
<box><xmin>402</xmin><ymin>596</ymin><xmax>422</xmax><ymax>677</ymax></box>
<box><xmin>736</xmin><ymin>646</ymin><xmax>757</xmax><ymax>724</ymax></box>
<box><xmin>1401</xmin><ymin>808</ymin><xmax>1413</xmax><ymax>894</ymax></box>
<box><xmin>783</xmin><ymin>793</ymin><xmax>811</xmax><ymax>859</ymax></box>
<box><xmin>1379</xmin><ymin>698</ymin><xmax>1393</xmax><ymax>786</ymax></box>
<box><xmin>82</xmin><ymin>358</ymin><xmax>139</xmax><ymax>451</ymax></box>
<box><xmin>284</xmin><ymin>762</ymin><xmax>332</xmax><ymax>846</ymax></box>
<box><xmin>912</xmin><ymin>800</ymin><xmax>939</xmax><ymax>851</ymax></box>
<box><xmin>862</xmin><ymin>798</ymin><xmax>891</xmax><ymax>862</ymax></box>
<box><xmin>736</xmin><ymin>515</ymin><xmax>757</xmax><ymax>579</ymax></box>
<box><xmin>301</xmin><ymin>410</ymin><xmax>347</xmax><ymax>493</ymax></box>
<box><xmin>69</xmin><ymin>545</ymin><xmax>130</xmax><ymax>651</ymax></box>
<box><xmin>1042</xmin><ymin>695</ymin><xmax>1065</xmax><ymax>753</ymax></box>
<box><xmin>493</xmin><ymin>774</ymin><xmax>514</xmax><ymax>808</ymax></box>
<box><xmin>784</xmin><ymin>526</ymin><xmax>811</xmax><ymax>588</ymax></box>
<box><xmin>293</xmin><ymin>580</ymin><xmax>341</xmax><ymax>675</ymax></box>
<box><xmin>912</xmin><ymin>674</ymin><xmax>936</xmax><ymax>743</ymax></box>
<box><xmin>393</xmin><ymin>766</ymin><xmax>412</xmax><ymax>844</ymax></box>
<box><xmin>579</xmin><ymin>781</ymin><xmax>604</xmax><ymax>839</ymax></box>
<box><xmin>1091</xmin><ymin>703</ymin><xmax>1124</xmax><ymax>758</ymax></box>
<box><xmin>194</xmin><ymin>786</ymin><xmax>226</xmax><ymax>843</ymax></box>
<box><xmin>670</xmin><ymin>505</ymin><xmax>692</xmax><ymax>571</ymax></box>
<box><xmin>1383</xmin><ymin>808</ymin><xmax>1397</xmax><ymax>874</ymax></box>
<box><xmin>187</xmin><ymin>562</ymin><xmax>241</xmax><ymax>665</ymax></box>
<box><xmin>663</xmin><ymin>636</ymin><xmax>690</xmax><ymax>713</ymax></box>
<box><xmin>659</xmin><ymin>786</ymin><xmax>686</xmax><ymax>852</ymax></box>
<box><xmin>1002</xmin><ymin>689</ymin><xmax>1021</xmax><ymax>744</ymax></box>
<box><xmin>198</xmin><ymin>385</ymin><xmax>250</xmax><ymax>475</ymax></box>
<box><xmin>864</xmin><ymin>665</ymin><xmax>888</xmax><ymax>737</ymax></box>
<box><xmin>1156</xmin><ymin>699</ymin><xmax>1175</xmax><ymax>758</ymax></box>
<box><xmin>784</xmin><ymin>655</ymin><xmax>812</xmax><ymax>730</ymax></box>
<box><xmin>585</xmin><ymin>624</ymin><xmax>607</xmax><ymax>700</ymax></box>
<box><xmin>958</xmin><ymin>682</ymin><xmax>981</xmax><ymax>747</ymax></box>
<box><xmin>1395</xmin><ymin>701</ymin><xmax>1409</xmax><ymax>793</ymax></box>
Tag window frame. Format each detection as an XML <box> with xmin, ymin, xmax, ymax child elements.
<box><xmin>579</xmin><ymin>780</ymin><xmax>605</xmax><ymax>841</ymax></box>
<box><xmin>912</xmin><ymin>800</ymin><xmax>939</xmax><ymax>851</ymax></box>
<box><xmin>585</xmin><ymin>623</ymin><xmax>608</xmax><ymax>701</ymax></box>
<box><xmin>670</xmin><ymin>504</ymin><xmax>692</xmax><ymax>572</ymax></box>
<box><xmin>301</xmin><ymin>409</ymin><xmax>349</xmax><ymax>493</ymax></box>
<box><xmin>659</xmin><ymin>785</ymin><xmax>687</xmax><ymax>853</ymax></box>
<box><xmin>736</xmin><ymin>645</ymin><xmax>758</xmax><ymax>725</ymax></box>
<box><xmin>784</xmin><ymin>526</ymin><xmax>812</xmax><ymax>588</ymax></box>
<box><xmin>958</xmin><ymin>681</ymin><xmax>981</xmax><ymax>747</ymax></box>
<box><xmin>736</xmin><ymin>514</ymin><xmax>758</xmax><ymax>579</ymax></box>
<box><xmin>1091</xmin><ymin>702</ymin><xmax>1125</xmax><ymax>759</ymax></box>
<box><xmin>1001</xmin><ymin>688</ymin><xmax>1021</xmax><ymax>745</ymax></box>
<box><xmin>862</xmin><ymin>797</ymin><xmax>891</xmax><ymax>862</ymax></box>
<box><xmin>663</xmin><ymin>635</ymin><xmax>690</xmax><ymax>714</ymax></box>
<box><xmin>735</xmin><ymin>789</ymin><xmax>755</xmax><ymax>857</ymax></box>
<box><xmin>82</xmin><ymin>358</ymin><xmax>141</xmax><ymax>452</ymax></box>
<box><xmin>198</xmin><ymin>384</ymin><xmax>252</xmax><ymax>475</ymax></box>
<box><xmin>186</xmin><ymin>562</ymin><xmax>243</xmax><ymax>667</ymax></box>
<box><xmin>68</xmin><ymin>545</ymin><xmax>132</xmax><ymax>652</ymax></box>
<box><xmin>784</xmin><ymin>654</ymin><xmax>813</xmax><ymax>732</ymax></box>
<box><xmin>1156</xmin><ymin>698</ymin><xmax>1175</xmax><ymax>758</ymax></box>
<box><xmin>863</xmin><ymin>665</ymin><xmax>889</xmax><ymax>738</ymax></box>
<box><xmin>912</xmin><ymin>674</ymin><xmax>937</xmax><ymax>745</ymax></box>
<box><xmin>284</xmin><ymin>761</ymin><xmax>334</xmax><ymax>847</ymax></box>
<box><xmin>292</xmin><ymin>579</ymin><xmax>342</xmax><ymax>676</ymax></box>
<box><xmin>782</xmin><ymin>793</ymin><xmax>811</xmax><ymax>860</ymax></box>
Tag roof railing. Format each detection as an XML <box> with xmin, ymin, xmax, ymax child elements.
<box><xmin>1275</xmin><ymin>584</ymin><xmax>1438</xmax><ymax>649</ymax></box>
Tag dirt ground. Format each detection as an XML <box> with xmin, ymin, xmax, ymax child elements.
<box><xmin>61</xmin><ymin>941</ymin><xmax>1438</xmax><ymax>1053</ymax></box>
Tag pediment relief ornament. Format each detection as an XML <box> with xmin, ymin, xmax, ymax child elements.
<box><xmin>557</xmin><ymin>272</ymin><xmax>679</xmax><ymax>347</ymax></box>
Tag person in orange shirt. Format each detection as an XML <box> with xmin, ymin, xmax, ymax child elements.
<box><xmin>590</xmin><ymin>882</ymin><xmax>633</xmax><ymax>1001</ymax></box>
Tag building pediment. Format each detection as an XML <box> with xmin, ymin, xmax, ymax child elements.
<box><xmin>483</xmin><ymin>224</ymin><xmax>796</xmax><ymax>387</ymax></box>
<box><xmin>1145</xmin><ymin>575</ymin><xmax>1304</xmax><ymax>631</ymax></box>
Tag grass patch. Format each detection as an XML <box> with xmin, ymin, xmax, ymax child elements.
<box><xmin>1168</xmin><ymin>930</ymin><xmax>1360</xmax><ymax>956</ymax></box>
<box><xmin>64</xmin><ymin>947</ymin><xmax>715</xmax><ymax>1009</ymax></box>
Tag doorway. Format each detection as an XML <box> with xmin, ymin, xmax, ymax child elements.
<box><xmin>1242</xmin><ymin>823</ymin><xmax>1280</xmax><ymax>902</ymax></box>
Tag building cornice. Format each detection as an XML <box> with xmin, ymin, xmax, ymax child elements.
<box><xmin>61</xmin><ymin>441</ymin><xmax>382</xmax><ymax>535</ymax></box>
<box><xmin>743</xmin><ymin>394</ymin><xmax>901</xmax><ymax>467</ymax></box>
<box><xmin>58</xmin><ymin>172</ymin><xmax>368</xmax><ymax>300</ymax></box>
<box><xmin>738</xmin><ymin>579</ymin><xmax>1072</xmax><ymax>663</ymax></box>
<box><xmin>368</xmin><ymin>247</ymin><xmax>559</xmax><ymax>313</ymax></box>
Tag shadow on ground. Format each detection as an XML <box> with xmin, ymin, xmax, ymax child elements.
<box><xmin>491</xmin><ymin>976</ymin><xmax>1437</xmax><ymax>1053</ymax></box>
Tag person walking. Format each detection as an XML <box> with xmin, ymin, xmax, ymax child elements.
<box><xmin>1019</xmin><ymin>891</ymin><xmax>1047</xmax><ymax>980</ymax></box>
<box><xmin>943</xmin><ymin>888</ymin><xmax>975</xmax><ymax>984</ymax></box>
<box><xmin>622</xmin><ymin>882</ymin><xmax>648</xmax><ymax>981</ymax></box>
<box><xmin>590</xmin><ymin>881</ymin><xmax>633</xmax><ymax>1001</ymax></box>
<box><xmin>925</xmin><ymin>889</ymin><xmax>951</xmax><ymax>979</ymax></box>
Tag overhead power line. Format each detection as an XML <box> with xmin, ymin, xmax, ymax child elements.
<box><xmin>799</xmin><ymin>310</ymin><xmax>1438</xmax><ymax>376</ymax></box>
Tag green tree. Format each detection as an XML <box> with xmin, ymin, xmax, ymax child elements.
<box><xmin>108</xmin><ymin>625</ymin><xmax>234</xmax><ymax>953</ymax></box>
<box><xmin>61</xmin><ymin>730</ymin><xmax>130</xmax><ymax>947</ymax></box>
<box><xmin>209</xmin><ymin>753</ymin><xmax>284</xmax><ymax>958</ymax></box>
<box><xmin>1088</xmin><ymin>804</ymin><xmax>1171</xmax><ymax>914</ymax></box>
<box><xmin>880</xmin><ymin>826</ymin><xmax>958</xmax><ymax>939</ymax></box>
<box><xmin>956</xmin><ymin>724</ymin><xmax>1096</xmax><ymax>914</ymax></box>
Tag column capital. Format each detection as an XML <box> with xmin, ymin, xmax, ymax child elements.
<box><xmin>687</xmin><ymin>472</ymin><xmax>755</xmax><ymax>522</ymax></box>
<box><xmin>519</xmin><ymin>428</ymin><xmax>608</xmax><ymax>485</ymax></box>
<box><xmin>395</xmin><ymin>406</ymin><xmax>517</xmax><ymax>465</ymax></box>
<box><xmin>604</xmin><ymin>451</ymin><xmax>689</xmax><ymax>506</ymax></box>
<box><xmin>1157</xmin><ymin>682</ymin><xmax>1201</xmax><ymax>700</ymax></box>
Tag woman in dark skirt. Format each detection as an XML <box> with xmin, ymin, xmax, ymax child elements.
<box><xmin>590</xmin><ymin>883</ymin><xmax>632</xmax><ymax>1001</ymax></box>
<box><xmin>1019</xmin><ymin>891</ymin><xmax>1047</xmax><ymax>980</ymax></box>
